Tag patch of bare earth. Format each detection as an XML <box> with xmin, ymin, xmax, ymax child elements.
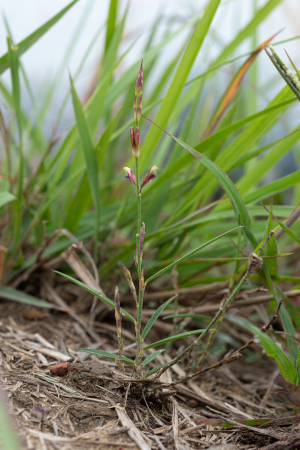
<box><xmin>1</xmin><ymin>280</ymin><xmax>300</xmax><ymax>450</ymax></box>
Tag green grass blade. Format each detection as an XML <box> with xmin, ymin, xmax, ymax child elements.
<box><xmin>143</xmin><ymin>329</ymin><xmax>211</xmax><ymax>351</ymax></box>
<box><xmin>145</xmin><ymin>362</ymin><xmax>169</xmax><ymax>378</ymax></box>
<box><xmin>105</xmin><ymin>0</ymin><xmax>118</xmax><ymax>53</ymax></box>
<box><xmin>0</xmin><ymin>192</ymin><xmax>16</xmax><ymax>208</ymax></box>
<box><xmin>145</xmin><ymin>227</ymin><xmax>242</xmax><ymax>284</ymax></box>
<box><xmin>0</xmin><ymin>395</ymin><xmax>19</xmax><ymax>450</ymax></box>
<box><xmin>77</xmin><ymin>349</ymin><xmax>135</xmax><ymax>365</ymax></box>
<box><xmin>69</xmin><ymin>74</ymin><xmax>99</xmax><ymax>256</ymax></box>
<box><xmin>272</xmin><ymin>216</ymin><xmax>300</xmax><ymax>246</ymax></box>
<box><xmin>0</xmin><ymin>0</ymin><xmax>79</xmax><ymax>74</ymax></box>
<box><xmin>264</xmin><ymin>203</ymin><xmax>277</xmax><ymax>276</ymax></box>
<box><xmin>54</xmin><ymin>271</ymin><xmax>136</xmax><ymax>324</ymax></box>
<box><xmin>0</xmin><ymin>286</ymin><xmax>56</xmax><ymax>309</ymax></box>
<box><xmin>215</xmin><ymin>0</ymin><xmax>283</xmax><ymax>64</ymax></box>
<box><xmin>140</xmin><ymin>0</ymin><xmax>221</xmax><ymax>169</ymax></box>
<box><xmin>64</xmin><ymin>111</ymin><xmax>119</xmax><ymax>231</ymax></box>
<box><xmin>163</xmin><ymin>314</ymin><xmax>212</xmax><ymax>321</ymax></box>
<box><xmin>7</xmin><ymin>37</ymin><xmax>22</xmax><ymax>200</ymax></box>
<box><xmin>143</xmin><ymin>115</ymin><xmax>250</xmax><ymax>227</ymax></box>
<box><xmin>142</xmin><ymin>349</ymin><xmax>165</xmax><ymax>367</ymax></box>
<box><xmin>243</xmin><ymin>170</ymin><xmax>300</xmax><ymax>204</ymax></box>
<box><xmin>247</xmin><ymin>323</ymin><xmax>296</xmax><ymax>383</ymax></box>
<box><xmin>141</xmin><ymin>296</ymin><xmax>177</xmax><ymax>340</ymax></box>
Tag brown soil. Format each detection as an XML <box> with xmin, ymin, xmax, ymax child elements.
<box><xmin>1</xmin><ymin>282</ymin><xmax>300</xmax><ymax>450</ymax></box>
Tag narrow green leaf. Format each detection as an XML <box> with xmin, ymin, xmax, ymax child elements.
<box><xmin>105</xmin><ymin>0</ymin><xmax>118</xmax><ymax>53</ymax></box>
<box><xmin>54</xmin><ymin>271</ymin><xmax>136</xmax><ymax>324</ymax></box>
<box><xmin>243</xmin><ymin>170</ymin><xmax>300</xmax><ymax>204</ymax></box>
<box><xmin>141</xmin><ymin>296</ymin><xmax>177</xmax><ymax>340</ymax></box>
<box><xmin>69</xmin><ymin>74</ymin><xmax>99</xmax><ymax>255</ymax></box>
<box><xmin>0</xmin><ymin>397</ymin><xmax>19</xmax><ymax>450</ymax></box>
<box><xmin>143</xmin><ymin>116</ymin><xmax>250</xmax><ymax>228</ymax></box>
<box><xmin>0</xmin><ymin>192</ymin><xmax>16</xmax><ymax>208</ymax></box>
<box><xmin>143</xmin><ymin>329</ymin><xmax>211</xmax><ymax>351</ymax></box>
<box><xmin>264</xmin><ymin>203</ymin><xmax>277</xmax><ymax>276</ymax></box>
<box><xmin>7</xmin><ymin>37</ymin><xmax>22</xmax><ymax>201</ymax></box>
<box><xmin>0</xmin><ymin>286</ymin><xmax>55</xmax><ymax>309</ymax></box>
<box><xmin>140</xmin><ymin>0</ymin><xmax>221</xmax><ymax>169</ymax></box>
<box><xmin>215</xmin><ymin>0</ymin><xmax>283</xmax><ymax>64</ymax></box>
<box><xmin>145</xmin><ymin>227</ymin><xmax>242</xmax><ymax>284</ymax></box>
<box><xmin>145</xmin><ymin>362</ymin><xmax>169</xmax><ymax>378</ymax></box>
<box><xmin>0</xmin><ymin>0</ymin><xmax>79</xmax><ymax>74</ymax></box>
<box><xmin>163</xmin><ymin>313</ymin><xmax>212</xmax><ymax>321</ymax></box>
<box><xmin>77</xmin><ymin>349</ymin><xmax>135</xmax><ymax>365</ymax></box>
<box><xmin>272</xmin><ymin>216</ymin><xmax>300</xmax><ymax>246</ymax></box>
<box><xmin>247</xmin><ymin>323</ymin><xmax>296</xmax><ymax>383</ymax></box>
<box><xmin>142</xmin><ymin>349</ymin><xmax>165</xmax><ymax>367</ymax></box>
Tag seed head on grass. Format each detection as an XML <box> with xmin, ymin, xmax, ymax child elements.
<box><xmin>123</xmin><ymin>167</ymin><xmax>136</xmax><ymax>185</ymax></box>
<box><xmin>269</xmin><ymin>45</ymin><xmax>300</xmax><ymax>92</ymax></box>
<box><xmin>140</xmin><ymin>166</ymin><xmax>158</xmax><ymax>191</ymax></box>
<box><xmin>130</xmin><ymin>127</ymin><xmax>139</xmax><ymax>157</ymax></box>
<box><xmin>135</xmin><ymin>60</ymin><xmax>143</xmax><ymax>96</ymax></box>
<box><xmin>134</xmin><ymin>94</ymin><xmax>142</xmax><ymax>121</ymax></box>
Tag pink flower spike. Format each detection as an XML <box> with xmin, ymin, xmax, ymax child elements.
<box><xmin>123</xmin><ymin>167</ymin><xmax>136</xmax><ymax>186</ymax></box>
<box><xmin>135</xmin><ymin>60</ymin><xmax>143</xmax><ymax>96</ymax></box>
<box><xmin>130</xmin><ymin>127</ymin><xmax>139</xmax><ymax>157</ymax></box>
<box><xmin>140</xmin><ymin>166</ymin><xmax>158</xmax><ymax>191</ymax></box>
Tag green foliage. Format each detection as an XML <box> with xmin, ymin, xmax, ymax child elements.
<box><xmin>142</xmin><ymin>329</ymin><xmax>212</xmax><ymax>351</ymax></box>
<box><xmin>1</xmin><ymin>0</ymin><xmax>300</xmax><ymax>384</ymax></box>
<box><xmin>77</xmin><ymin>349</ymin><xmax>135</xmax><ymax>365</ymax></box>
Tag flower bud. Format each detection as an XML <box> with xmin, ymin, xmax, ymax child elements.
<box><xmin>140</xmin><ymin>166</ymin><xmax>158</xmax><ymax>191</ymax></box>
<box><xmin>134</xmin><ymin>94</ymin><xmax>142</xmax><ymax>122</ymax></box>
<box><xmin>135</xmin><ymin>128</ymin><xmax>140</xmax><ymax>148</ymax></box>
<box><xmin>130</xmin><ymin>127</ymin><xmax>139</xmax><ymax>157</ymax></box>
<box><xmin>114</xmin><ymin>286</ymin><xmax>121</xmax><ymax>332</ymax></box>
<box><xmin>135</xmin><ymin>60</ymin><xmax>143</xmax><ymax>96</ymax></box>
<box><xmin>139</xmin><ymin>266</ymin><xmax>145</xmax><ymax>290</ymax></box>
<box><xmin>123</xmin><ymin>265</ymin><xmax>138</xmax><ymax>307</ymax></box>
<box><xmin>123</xmin><ymin>167</ymin><xmax>136</xmax><ymax>186</ymax></box>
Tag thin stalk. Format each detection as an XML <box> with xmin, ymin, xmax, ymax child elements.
<box><xmin>135</xmin><ymin>156</ymin><xmax>142</xmax><ymax>369</ymax></box>
<box><xmin>152</xmin><ymin>299</ymin><xmax>283</xmax><ymax>390</ymax></box>
<box><xmin>151</xmin><ymin>232</ymin><xmax>271</xmax><ymax>382</ymax></box>
<box><xmin>197</xmin><ymin>296</ymin><xmax>226</xmax><ymax>368</ymax></box>
<box><xmin>135</xmin><ymin>157</ymin><xmax>142</xmax><ymax>279</ymax></box>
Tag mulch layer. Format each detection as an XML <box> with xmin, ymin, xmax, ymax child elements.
<box><xmin>1</xmin><ymin>280</ymin><xmax>300</xmax><ymax>450</ymax></box>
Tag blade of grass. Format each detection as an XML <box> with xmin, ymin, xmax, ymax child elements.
<box><xmin>142</xmin><ymin>115</ymin><xmax>250</xmax><ymax>228</ymax></box>
<box><xmin>76</xmin><ymin>349</ymin><xmax>135</xmax><ymax>365</ymax></box>
<box><xmin>0</xmin><ymin>0</ymin><xmax>79</xmax><ymax>74</ymax></box>
<box><xmin>69</xmin><ymin>74</ymin><xmax>99</xmax><ymax>258</ymax></box>
<box><xmin>203</xmin><ymin>32</ymin><xmax>279</xmax><ymax>137</ymax></box>
<box><xmin>141</xmin><ymin>296</ymin><xmax>177</xmax><ymax>340</ymax></box>
<box><xmin>145</xmin><ymin>226</ymin><xmax>242</xmax><ymax>284</ymax></box>
<box><xmin>140</xmin><ymin>0</ymin><xmax>221</xmax><ymax>169</ymax></box>
<box><xmin>54</xmin><ymin>271</ymin><xmax>136</xmax><ymax>324</ymax></box>
<box><xmin>105</xmin><ymin>0</ymin><xmax>118</xmax><ymax>53</ymax></box>
<box><xmin>142</xmin><ymin>350</ymin><xmax>165</xmax><ymax>367</ymax></box>
<box><xmin>0</xmin><ymin>192</ymin><xmax>16</xmax><ymax>208</ymax></box>
<box><xmin>143</xmin><ymin>329</ymin><xmax>213</xmax><ymax>351</ymax></box>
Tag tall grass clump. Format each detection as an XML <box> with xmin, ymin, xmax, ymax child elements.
<box><xmin>0</xmin><ymin>0</ymin><xmax>300</xmax><ymax>391</ymax></box>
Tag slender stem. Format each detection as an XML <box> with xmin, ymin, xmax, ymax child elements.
<box><xmin>134</xmin><ymin>156</ymin><xmax>144</xmax><ymax>373</ymax></box>
<box><xmin>197</xmin><ymin>296</ymin><xmax>226</xmax><ymax>368</ymax></box>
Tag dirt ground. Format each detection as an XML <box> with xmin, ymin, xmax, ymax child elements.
<box><xmin>1</xmin><ymin>276</ymin><xmax>300</xmax><ymax>450</ymax></box>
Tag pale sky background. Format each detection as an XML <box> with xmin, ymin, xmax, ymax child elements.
<box><xmin>0</xmin><ymin>0</ymin><xmax>299</xmax><ymax>92</ymax></box>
